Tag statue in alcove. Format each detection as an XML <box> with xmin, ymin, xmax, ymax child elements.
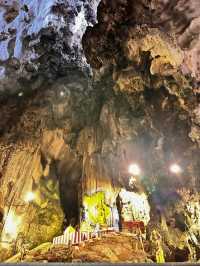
<box><xmin>81</xmin><ymin>192</ymin><xmax>111</xmax><ymax>230</ymax></box>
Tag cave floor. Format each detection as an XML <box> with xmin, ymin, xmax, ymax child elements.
<box><xmin>6</xmin><ymin>232</ymin><xmax>151</xmax><ymax>263</ymax></box>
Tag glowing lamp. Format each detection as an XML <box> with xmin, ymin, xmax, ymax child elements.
<box><xmin>60</xmin><ymin>91</ymin><xmax>65</xmax><ymax>97</ymax></box>
<box><xmin>18</xmin><ymin>92</ymin><xmax>23</xmax><ymax>97</ymax></box>
<box><xmin>129</xmin><ymin>164</ymin><xmax>141</xmax><ymax>176</ymax></box>
<box><xmin>170</xmin><ymin>164</ymin><xmax>182</xmax><ymax>174</ymax></box>
<box><xmin>24</xmin><ymin>191</ymin><xmax>35</xmax><ymax>202</ymax></box>
<box><xmin>4</xmin><ymin>211</ymin><xmax>20</xmax><ymax>238</ymax></box>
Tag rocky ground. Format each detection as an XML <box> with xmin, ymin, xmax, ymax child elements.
<box><xmin>5</xmin><ymin>232</ymin><xmax>151</xmax><ymax>263</ymax></box>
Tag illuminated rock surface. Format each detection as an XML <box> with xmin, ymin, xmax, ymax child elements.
<box><xmin>0</xmin><ymin>0</ymin><xmax>100</xmax><ymax>96</ymax></box>
<box><xmin>0</xmin><ymin>0</ymin><xmax>200</xmax><ymax>263</ymax></box>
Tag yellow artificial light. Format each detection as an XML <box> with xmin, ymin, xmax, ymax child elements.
<box><xmin>3</xmin><ymin>211</ymin><xmax>21</xmax><ymax>238</ymax></box>
<box><xmin>24</xmin><ymin>191</ymin><xmax>35</xmax><ymax>202</ymax></box>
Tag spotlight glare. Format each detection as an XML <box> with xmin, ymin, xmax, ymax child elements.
<box><xmin>129</xmin><ymin>164</ymin><xmax>141</xmax><ymax>176</ymax></box>
<box><xmin>170</xmin><ymin>163</ymin><xmax>182</xmax><ymax>174</ymax></box>
<box><xmin>60</xmin><ymin>91</ymin><xmax>65</xmax><ymax>97</ymax></box>
<box><xmin>24</xmin><ymin>191</ymin><xmax>35</xmax><ymax>202</ymax></box>
<box><xmin>4</xmin><ymin>211</ymin><xmax>20</xmax><ymax>238</ymax></box>
<box><xmin>18</xmin><ymin>92</ymin><xmax>23</xmax><ymax>97</ymax></box>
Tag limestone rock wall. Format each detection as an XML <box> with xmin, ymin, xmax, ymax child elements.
<box><xmin>0</xmin><ymin>0</ymin><xmax>100</xmax><ymax>97</ymax></box>
<box><xmin>0</xmin><ymin>0</ymin><xmax>200</xmax><ymax>262</ymax></box>
<box><xmin>152</xmin><ymin>0</ymin><xmax>200</xmax><ymax>81</ymax></box>
<box><xmin>82</xmin><ymin>1</ymin><xmax>200</xmax><ymax>259</ymax></box>
<box><xmin>0</xmin><ymin>141</ymin><xmax>64</xmax><ymax>251</ymax></box>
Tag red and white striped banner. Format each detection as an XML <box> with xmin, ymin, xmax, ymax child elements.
<box><xmin>53</xmin><ymin>228</ymin><xmax>115</xmax><ymax>246</ymax></box>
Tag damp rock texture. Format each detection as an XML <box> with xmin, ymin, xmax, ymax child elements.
<box><xmin>0</xmin><ymin>0</ymin><xmax>100</xmax><ymax>97</ymax></box>
<box><xmin>0</xmin><ymin>0</ymin><xmax>200</xmax><ymax>263</ymax></box>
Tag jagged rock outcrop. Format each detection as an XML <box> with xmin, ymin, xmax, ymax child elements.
<box><xmin>151</xmin><ymin>0</ymin><xmax>200</xmax><ymax>81</ymax></box>
<box><xmin>82</xmin><ymin>1</ymin><xmax>200</xmax><ymax>261</ymax></box>
<box><xmin>0</xmin><ymin>141</ymin><xmax>64</xmax><ymax>254</ymax></box>
<box><xmin>0</xmin><ymin>0</ymin><xmax>86</xmax><ymax>256</ymax></box>
<box><xmin>0</xmin><ymin>0</ymin><xmax>100</xmax><ymax>97</ymax></box>
<box><xmin>0</xmin><ymin>0</ymin><xmax>200</xmax><ymax>262</ymax></box>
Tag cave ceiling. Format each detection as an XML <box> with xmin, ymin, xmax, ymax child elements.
<box><xmin>0</xmin><ymin>0</ymin><xmax>199</xmax><ymax>184</ymax></box>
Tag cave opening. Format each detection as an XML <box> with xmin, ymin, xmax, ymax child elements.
<box><xmin>0</xmin><ymin>209</ymin><xmax>3</xmax><ymax>223</ymax></box>
<box><xmin>55</xmin><ymin>160</ymin><xmax>82</xmax><ymax>227</ymax></box>
<box><xmin>40</xmin><ymin>154</ymin><xmax>81</xmax><ymax>228</ymax></box>
<box><xmin>59</xmin><ymin>177</ymin><xmax>80</xmax><ymax>227</ymax></box>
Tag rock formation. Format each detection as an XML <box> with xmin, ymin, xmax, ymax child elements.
<box><xmin>0</xmin><ymin>0</ymin><xmax>100</xmax><ymax>96</ymax></box>
<box><xmin>0</xmin><ymin>0</ymin><xmax>200</xmax><ymax>262</ymax></box>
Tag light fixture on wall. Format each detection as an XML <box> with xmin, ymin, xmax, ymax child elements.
<box><xmin>60</xmin><ymin>91</ymin><xmax>65</xmax><ymax>97</ymax></box>
<box><xmin>169</xmin><ymin>163</ymin><xmax>182</xmax><ymax>174</ymax></box>
<box><xmin>128</xmin><ymin>163</ymin><xmax>141</xmax><ymax>176</ymax></box>
<box><xmin>18</xmin><ymin>91</ymin><xmax>23</xmax><ymax>97</ymax></box>
<box><xmin>24</xmin><ymin>191</ymin><xmax>35</xmax><ymax>203</ymax></box>
<box><xmin>2</xmin><ymin>210</ymin><xmax>22</xmax><ymax>242</ymax></box>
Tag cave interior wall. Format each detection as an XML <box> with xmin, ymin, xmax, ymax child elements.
<box><xmin>0</xmin><ymin>0</ymin><xmax>200</xmax><ymax>262</ymax></box>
